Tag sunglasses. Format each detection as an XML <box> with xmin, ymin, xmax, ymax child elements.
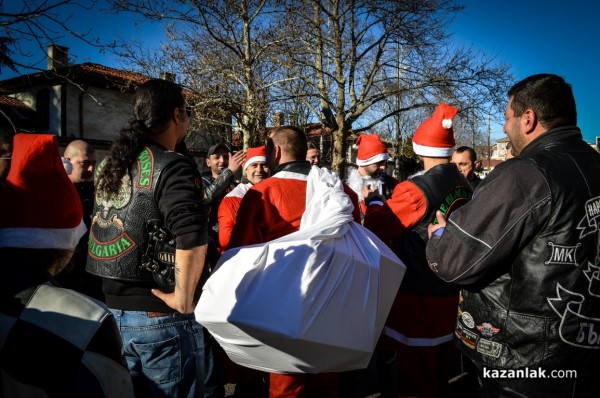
<box><xmin>180</xmin><ymin>106</ymin><xmax>193</xmax><ymax>117</ymax></box>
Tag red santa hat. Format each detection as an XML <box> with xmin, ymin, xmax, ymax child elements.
<box><xmin>412</xmin><ymin>103</ymin><xmax>459</xmax><ymax>157</ymax></box>
<box><xmin>0</xmin><ymin>133</ymin><xmax>86</xmax><ymax>249</ymax></box>
<box><xmin>353</xmin><ymin>133</ymin><xmax>390</xmax><ymax>166</ymax></box>
<box><xmin>243</xmin><ymin>145</ymin><xmax>267</xmax><ymax>171</ymax></box>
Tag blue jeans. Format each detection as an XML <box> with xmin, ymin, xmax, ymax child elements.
<box><xmin>111</xmin><ymin>310</ymin><xmax>205</xmax><ymax>398</ymax></box>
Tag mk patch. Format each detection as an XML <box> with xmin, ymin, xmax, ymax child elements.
<box><xmin>545</xmin><ymin>242</ymin><xmax>580</xmax><ymax>266</ymax></box>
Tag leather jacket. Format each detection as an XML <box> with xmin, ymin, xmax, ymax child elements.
<box><xmin>427</xmin><ymin>127</ymin><xmax>600</xmax><ymax>376</ymax></box>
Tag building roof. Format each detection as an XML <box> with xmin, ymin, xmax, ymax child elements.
<box><xmin>0</xmin><ymin>95</ymin><xmax>38</xmax><ymax>130</ymax></box>
<box><xmin>0</xmin><ymin>63</ymin><xmax>151</xmax><ymax>94</ymax></box>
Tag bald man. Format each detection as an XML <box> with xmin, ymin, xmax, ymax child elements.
<box><xmin>63</xmin><ymin>139</ymin><xmax>97</xmax><ymax>184</ymax></box>
<box><xmin>57</xmin><ymin>139</ymin><xmax>103</xmax><ymax>300</ymax></box>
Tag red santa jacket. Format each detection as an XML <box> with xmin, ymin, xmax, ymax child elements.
<box><xmin>218</xmin><ymin>182</ymin><xmax>252</xmax><ymax>250</ymax></box>
<box><xmin>228</xmin><ymin>162</ymin><xmax>360</xmax><ymax>249</ymax></box>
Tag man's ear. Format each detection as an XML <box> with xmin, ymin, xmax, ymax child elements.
<box><xmin>173</xmin><ymin>107</ymin><xmax>185</xmax><ymax>125</ymax></box>
<box><xmin>521</xmin><ymin>109</ymin><xmax>537</xmax><ymax>135</ymax></box>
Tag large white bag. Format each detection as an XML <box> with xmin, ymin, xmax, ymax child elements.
<box><xmin>195</xmin><ymin>166</ymin><xmax>405</xmax><ymax>373</ymax></box>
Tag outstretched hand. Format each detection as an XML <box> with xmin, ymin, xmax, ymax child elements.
<box><xmin>427</xmin><ymin>210</ymin><xmax>447</xmax><ymax>238</ymax></box>
<box><xmin>228</xmin><ymin>151</ymin><xmax>247</xmax><ymax>174</ymax></box>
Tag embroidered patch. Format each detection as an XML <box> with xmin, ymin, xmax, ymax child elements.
<box><xmin>461</xmin><ymin>312</ymin><xmax>475</xmax><ymax>329</ymax></box>
<box><xmin>136</xmin><ymin>147</ymin><xmax>154</xmax><ymax>190</ymax></box>
<box><xmin>477</xmin><ymin>338</ymin><xmax>502</xmax><ymax>358</ymax></box>
<box><xmin>477</xmin><ymin>322</ymin><xmax>500</xmax><ymax>337</ymax></box>
<box><xmin>89</xmin><ymin>212</ymin><xmax>136</xmax><ymax>261</ymax></box>
<box><xmin>547</xmin><ymin>279</ymin><xmax>600</xmax><ymax>348</ymax></box>
<box><xmin>545</xmin><ymin>242</ymin><xmax>580</xmax><ymax>266</ymax></box>
<box><xmin>428</xmin><ymin>260</ymin><xmax>439</xmax><ymax>273</ymax></box>
<box><xmin>96</xmin><ymin>174</ymin><xmax>132</xmax><ymax>210</ymax></box>
<box><xmin>455</xmin><ymin>323</ymin><xmax>478</xmax><ymax>349</ymax></box>
<box><xmin>577</xmin><ymin>196</ymin><xmax>600</xmax><ymax>239</ymax></box>
<box><xmin>433</xmin><ymin>186</ymin><xmax>472</xmax><ymax>224</ymax></box>
<box><xmin>88</xmin><ymin>231</ymin><xmax>135</xmax><ymax>260</ymax></box>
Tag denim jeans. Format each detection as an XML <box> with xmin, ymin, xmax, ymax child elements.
<box><xmin>111</xmin><ymin>310</ymin><xmax>205</xmax><ymax>398</ymax></box>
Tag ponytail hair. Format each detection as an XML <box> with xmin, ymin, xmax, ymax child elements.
<box><xmin>96</xmin><ymin>79</ymin><xmax>185</xmax><ymax>198</ymax></box>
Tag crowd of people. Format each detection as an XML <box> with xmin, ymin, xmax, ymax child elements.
<box><xmin>1</xmin><ymin>73</ymin><xmax>599</xmax><ymax>398</ymax></box>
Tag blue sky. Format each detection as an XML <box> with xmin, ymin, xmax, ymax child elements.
<box><xmin>3</xmin><ymin>0</ymin><xmax>599</xmax><ymax>144</ymax></box>
<box><xmin>451</xmin><ymin>0</ymin><xmax>600</xmax><ymax>144</ymax></box>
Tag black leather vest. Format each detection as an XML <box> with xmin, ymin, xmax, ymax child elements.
<box><xmin>394</xmin><ymin>163</ymin><xmax>473</xmax><ymax>295</ymax></box>
<box><xmin>459</xmin><ymin>129</ymin><xmax>600</xmax><ymax>374</ymax></box>
<box><xmin>86</xmin><ymin>144</ymin><xmax>185</xmax><ymax>282</ymax></box>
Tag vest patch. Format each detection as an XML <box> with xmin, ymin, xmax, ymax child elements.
<box><xmin>477</xmin><ymin>338</ymin><xmax>502</xmax><ymax>358</ymax></box>
<box><xmin>88</xmin><ymin>232</ymin><xmax>136</xmax><ymax>260</ymax></box>
<box><xmin>547</xmin><ymin>264</ymin><xmax>600</xmax><ymax>349</ymax></box>
<box><xmin>136</xmin><ymin>147</ymin><xmax>154</xmax><ymax>189</ymax></box>
<box><xmin>577</xmin><ymin>196</ymin><xmax>600</xmax><ymax>238</ymax></box>
<box><xmin>545</xmin><ymin>242</ymin><xmax>580</xmax><ymax>266</ymax></box>
<box><xmin>435</xmin><ymin>186</ymin><xmax>472</xmax><ymax>224</ymax></box>
<box><xmin>455</xmin><ymin>322</ymin><xmax>478</xmax><ymax>349</ymax></box>
<box><xmin>96</xmin><ymin>174</ymin><xmax>132</xmax><ymax>210</ymax></box>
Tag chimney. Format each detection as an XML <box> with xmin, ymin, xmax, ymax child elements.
<box><xmin>273</xmin><ymin>111</ymin><xmax>285</xmax><ymax>127</ymax></box>
<box><xmin>47</xmin><ymin>44</ymin><xmax>69</xmax><ymax>70</ymax></box>
<box><xmin>160</xmin><ymin>72</ymin><xmax>176</xmax><ymax>82</ymax></box>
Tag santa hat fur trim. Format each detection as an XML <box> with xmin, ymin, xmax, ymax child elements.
<box><xmin>412</xmin><ymin>103</ymin><xmax>459</xmax><ymax>157</ymax></box>
<box><xmin>0</xmin><ymin>133</ymin><xmax>86</xmax><ymax>249</ymax></box>
<box><xmin>243</xmin><ymin>145</ymin><xmax>267</xmax><ymax>171</ymax></box>
<box><xmin>354</xmin><ymin>133</ymin><xmax>390</xmax><ymax>166</ymax></box>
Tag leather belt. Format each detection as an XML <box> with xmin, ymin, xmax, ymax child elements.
<box><xmin>147</xmin><ymin>311</ymin><xmax>171</xmax><ymax>318</ymax></box>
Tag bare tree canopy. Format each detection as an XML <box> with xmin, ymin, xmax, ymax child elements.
<box><xmin>0</xmin><ymin>1</ymin><xmax>513</xmax><ymax>172</ymax></box>
<box><xmin>270</xmin><ymin>0</ymin><xmax>512</xmax><ymax>174</ymax></box>
<box><xmin>110</xmin><ymin>0</ymin><xmax>289</xmax><ymax>149</ymax></box>
<box><xmin>0</xmin><ymin>0</ymin><xmax>109</xmax><ymax>74</ymax></box>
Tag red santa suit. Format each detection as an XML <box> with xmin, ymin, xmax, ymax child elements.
<box><xmin>363</xmin><ymin>104</ymin><xmax>471</xmax><ymax>398</ymax></box>
<box><xmin>218</xmin><ymin>182</ymin><xmax>251</xmax><ymax>250</ymax></box>
<box><xmin>228</xmin><ymin>160</ymin><xmax>361</xmax><ymax>398</ymax></box>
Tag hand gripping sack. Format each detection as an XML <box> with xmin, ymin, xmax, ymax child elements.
<box><xmin>195</xmin><ymin>166</ymin><xmax>406</xmax><ymax>373</ymax></box>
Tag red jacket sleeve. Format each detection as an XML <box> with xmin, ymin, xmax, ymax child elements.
<box><xmin>218</xmin><ymin>195</ymin><xmax>242</xmax><ymax>251</ymax></box>
<box><xmin>363</xmin><ymin>180</ymin><xmax>426</xmax><ymax>242</ymax></box>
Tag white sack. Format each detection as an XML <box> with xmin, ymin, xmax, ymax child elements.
<box><xmin>195</xmin><ymin>166</ymin><xmax>406</xmax><ymax>374</ymax></box>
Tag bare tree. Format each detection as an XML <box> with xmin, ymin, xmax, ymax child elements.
<box><xmin>276</xmin><ymin>0</ymin><xmax>513</xmax><ymax>175</ymax></box>
<box><xmin>110</xmin><ymin>0</ymin><xmax>289</xmax><ymax>149</ymax></box>
<box><xmin>108</xmin><ymin>0</ymin><xmax>512</xmax><ymax>171</ymax></box>
<box><xmin>0</xmin><ymin>0</ymin><xmax>109</xmax><ymax>74</ymax></box>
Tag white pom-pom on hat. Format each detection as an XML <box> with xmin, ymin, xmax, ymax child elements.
<box><xmin>412</xmin><ymin>103</ymin><xmax>459</xmax><ymax>157</ymax></box>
